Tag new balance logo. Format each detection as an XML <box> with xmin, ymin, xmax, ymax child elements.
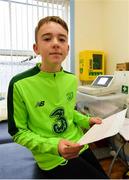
<box><xmin>35</xmin><ymin>101</ymin><xmax>45</xmax><ymax>107</ymax></box>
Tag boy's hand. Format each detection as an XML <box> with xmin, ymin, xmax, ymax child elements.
<box><xmin>89</xmin><ymin>117</ymin><xmax>102</xmax><ymax>126</ymax></box>
<box><xmin>58</xmin><ymin>139</ymin><xmax>84</xmax><ymax>160</ymax></box>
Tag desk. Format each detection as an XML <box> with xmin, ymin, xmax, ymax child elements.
<box><xmin>108</xmin><ymin>118</ymin><xmax>129</xmax><ymax>176</ymax></box>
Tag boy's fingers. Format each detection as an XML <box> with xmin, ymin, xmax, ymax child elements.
<box><xmin>65</xmin><ymin>144</ymin><xmax>83</xmax><ymax>153</ymax></box>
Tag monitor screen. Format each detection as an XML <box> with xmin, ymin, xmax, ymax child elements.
<box><xmin>92</xmin><ymin>75</ymin><xmax>114</xmax><ymax>87</ymax></box>
<box><xmin>93</xmin><ymin>54</ymin><xmax>102</xmax><ymax>69</ymax></box>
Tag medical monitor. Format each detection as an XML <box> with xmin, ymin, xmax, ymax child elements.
<box><xmin>91</xmin><ymin>75</ymin><xmax>114</xmax><ymax>87</ymax></box>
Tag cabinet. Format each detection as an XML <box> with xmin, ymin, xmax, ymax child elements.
<box><xmin>76</xmin><ymin>92</ymin><xmax>127</xmax><ymax>118</ymax></box>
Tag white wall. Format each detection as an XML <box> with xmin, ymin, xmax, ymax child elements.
<box><xmin>103</xmin><ymin>0</ymin><xmax>129</xmax><ymax>74</ymax></box>
<box><xmin>75</xmin><ymin>0</ymin><xmax>129</xmax><ymax>76</ymax></box>
<box><xmin>75</xmin><ymin>0</ymin><xmax>104</xmax><ymax>78</ymax></box>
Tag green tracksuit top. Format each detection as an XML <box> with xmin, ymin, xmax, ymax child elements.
<box><xmin>8</xmin><ymin>63</ymin><xmax>90</xmax><ymax>170</ymax></box>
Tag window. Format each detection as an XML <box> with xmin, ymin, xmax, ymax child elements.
<box><xmin>0</xmin><ymin>0</ymin><xmax>70</xmax><ymax>94</ymax></box>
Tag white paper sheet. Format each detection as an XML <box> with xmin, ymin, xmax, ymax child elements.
<box><xmin>78</xmin><ymin>109</ymin><xmax>127</xmax><ymax>145</ymax></box>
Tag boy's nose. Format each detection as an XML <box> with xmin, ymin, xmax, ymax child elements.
<box><xmin>52</xmin><ymin>38</ymin><xmax>59</xmax><ymax>47</ymax></box>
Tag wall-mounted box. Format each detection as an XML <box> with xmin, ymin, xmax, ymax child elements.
<box><xmin>79</xmin><ymin>50</ymin><xmax>105</xmax><ymax>82</ymax></box>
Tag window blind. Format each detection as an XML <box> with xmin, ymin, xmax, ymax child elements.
<box><xmin>0</xmin><ymin>0</ymin><xmax>70</xmax><ymax>94</ymax></box>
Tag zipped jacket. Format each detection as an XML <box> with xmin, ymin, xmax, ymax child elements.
<box><xmin>8</xmin><ymin>63</ymin><xmax>90</xmax><ymax>170</ymax></box>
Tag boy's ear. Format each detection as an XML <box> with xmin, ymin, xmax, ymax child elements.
<box><xmin>67</xmin><ymin>45</ymin><xmax>69</xmax><ymax>53</ymax></box>
<box><xmin>33</xmin><ymin>44</ymin><xmax>39</xmax><ymax>55</ymax></box>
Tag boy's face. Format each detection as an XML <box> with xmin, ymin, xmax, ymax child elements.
<box><xmin>33</xmin><ymin>22</ymin><xmax>69</xmax><ymax>68</ymax></box>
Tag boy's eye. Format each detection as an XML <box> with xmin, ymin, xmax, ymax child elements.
<box><xmin>43</xmin><ymin>37</ymin><xmax>51</xmax><ymax>41</ymax></box>
<box><xmin>59</xmin><ymin>38</ymin><xmax>66</xmax><ymax>42</ymax></box>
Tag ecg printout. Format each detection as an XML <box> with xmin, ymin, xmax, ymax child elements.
<box><xmin>78</xmin><ymin>109</ymin><xmax>127</xmax><ymax>145</ymax></box>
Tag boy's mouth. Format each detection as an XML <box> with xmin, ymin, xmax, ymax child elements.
<box><xmin>49</xmin><ymin>52</ymin><xmax>62</xmax><ymax>55</ymax></box>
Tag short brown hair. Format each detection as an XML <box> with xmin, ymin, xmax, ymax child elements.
<box><xmin>35</xmin><ymin>16</ymin><xmax>69</xmax><ymax>43</ymax></box>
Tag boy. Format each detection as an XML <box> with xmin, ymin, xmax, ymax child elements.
<box><xmin>8</xmin><ymin>16</ymin><xmax>108</xmax><ymax>179</ymax></box>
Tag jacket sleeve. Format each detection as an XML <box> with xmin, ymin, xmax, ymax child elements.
<box><xmin>13</xmin><ymin>129</ymin><xmax>61</xmax><ymax>155</ymax></box>
<box><xmin>73</xmin><ymin>110</ymin><xmax>90</xmax><ymax>129</ymax></box>
<box><xmin>8</xmin><ymin>82</ymin><xmax>61</xmax><ymax>156</ymax></box>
